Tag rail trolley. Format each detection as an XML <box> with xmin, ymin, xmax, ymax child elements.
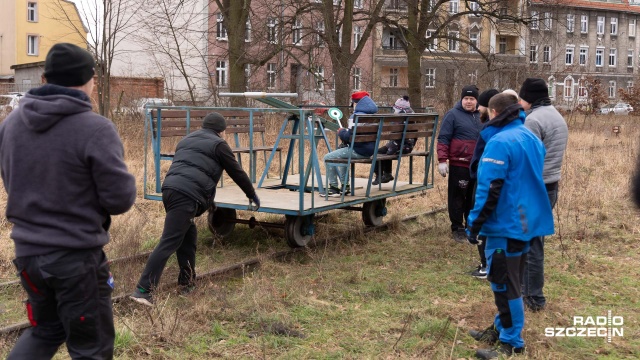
<box><xmin>143</xmin><ymin>93</ymin><xmax>439</xmax><ymax>248</ymax></box>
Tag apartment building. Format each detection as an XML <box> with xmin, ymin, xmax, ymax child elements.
<box><xmin>527</xmin><ymin>0</ymin><xmax>640</xmax><ymax>107</ymax></box>
<box><xmin>0</xmin><ymin>0</ymin><xmax>87</xmax><ymax>88</ymax></box>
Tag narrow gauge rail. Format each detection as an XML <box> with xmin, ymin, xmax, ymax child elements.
<box><xmin>0</xmin><ymin>207</ymin><xmax>445</xmax><ymax>336</ymax></box>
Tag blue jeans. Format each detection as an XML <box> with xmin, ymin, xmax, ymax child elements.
<box><xmin>323</xmin><ymin>147</ymin><xmax>369</xmax><ymax>187</ymax></box>
<box><xmin>523</xmin><ymin>184</ymin><xmax>558</xmax><ymax>308</ymax></box>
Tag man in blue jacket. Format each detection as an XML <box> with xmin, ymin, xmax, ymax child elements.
<box><xmin>321</xmin><ymin>91</ymin><xmax>378</xmax><ymax>197</ymax></box>
<box><xmin>466</xmin><ymin>93</ymin><xmax>554</xmax><ymax>359</ymax></box>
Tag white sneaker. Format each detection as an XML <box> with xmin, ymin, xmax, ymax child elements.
<box><xmin>470</xmin><ymin>265</ymin><xmax>487</xmax><ymax>279</ymax></box>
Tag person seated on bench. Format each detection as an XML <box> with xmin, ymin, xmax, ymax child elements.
<box><xmin>322</xmin><ymin>91</ymin><xmax>378</xmax><ymax>197</ymax></box>
<box><xmin>372</xmin><ymin>95</ymin><xmax>415</xmax><ymax>185</ymax></box>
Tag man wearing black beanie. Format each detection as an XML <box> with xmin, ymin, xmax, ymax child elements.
<box><xmin>518</xmin><ymin>77</ymin><xmax>569</xmax><ymax>313</ymax></box>
<box><xmin>437</xmin><ymin>85</ymin><xmax>481</xmax><ymax>243</ymax></box>
<box><xmin>132</xmin><ymin>112</ymin><xmax>260</xmax><ymax>307</ymax></box>
<box><xmin>1</xmin><ymin>43</ymin><xmax>137</xmax><ymax>359</ymax></box>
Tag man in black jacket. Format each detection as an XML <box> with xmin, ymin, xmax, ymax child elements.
<box><xmin>0</xmin><ymin>43</ymin><xmax>137</xmax><ymax>359</ymax></box>
<box><xmin>131</xmin><ymin>112</ymin><xmax>260</xmax><ymax>306</ymax></box>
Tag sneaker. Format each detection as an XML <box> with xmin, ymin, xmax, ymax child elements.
<box><xmin>476</xmin><ymin>342</ymin><xmax>525</xmax><ymax>360</ymax></box>
<box><xmin>524</xmin><ymin>296</ymin><xmax>545</xmax><ymax>312</ymax></box>
<box><xmin>129</xmin><ymin>287</ymin><xmax>153</xmax><ymax>307</ymax></box>
<box><xmin>469</xmin><ymin>324</ymin><xmax>499</xmax><ymax>345</ymax></box>
<box><xmin>372</xmin><ymin>172</ymin><xmax>394</xmax><ymax>185</ymax></box>
<box><xmin>452</xmin><ymin>229</ymin><xmax>466</xmax><ymax>244</ymax></box>
<box><xmin>179</xmin><ymin>284</ymin><xmax>196</xmax><ymax>296</ymax></box>
<box><xmin>319</xmin><ymin>186</ymin><xmax>341</xmax><ymax>197</ymax></box>
<box><xmin>470</xmin><ymin>265</ymin><xmax>487</xmax><ymax>279</ymax></box>
<box><xmin>342</xmin><ymin>184</ymin><xmax>350</xmax><ymax>195</ymax></box>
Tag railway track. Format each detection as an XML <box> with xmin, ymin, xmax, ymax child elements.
<box><xmin>0</xmin><ymin>206</ymin><xmax>445</xmax><ymax>336</ymax></box>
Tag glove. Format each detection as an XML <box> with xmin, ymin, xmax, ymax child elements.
<box><xmin>438</xmin><ymin>162</ymin><xmax>449</xmax><ymax>177</ymax></box>
<box><xmin>250</xmin><ymin>194</ymin><xmax>260</xmax><ymax>211</ymax></box>
<box><xmin>465</xmin><ymin>228</ymin><xmax>483</xmax><ymax>245</ymax></box>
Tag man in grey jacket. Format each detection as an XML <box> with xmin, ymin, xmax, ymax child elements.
<box><xmin>518</xmin><ymin>78</ymin><xmax>569</xmax><ymax>312</ymax></box>
<box><xmin>0</xmin><ymin>43</ymin><xmax>137</xmax><ymax>359</ymax></box>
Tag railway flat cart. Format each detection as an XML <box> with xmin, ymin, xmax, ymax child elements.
<box><xmin>143</xmin><ymin>93</ymin><xmax>439</xmax><ymax>248</ymax></box>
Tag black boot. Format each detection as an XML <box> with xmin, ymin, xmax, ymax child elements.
<box><xmin>372</xmin><ymin>174</ymin><xmax>381</xmax><ymax>186</ymax></box>
<box><xmin>476</xmin><ymin>342</ymin><xmax>524</xmax><ymax>359</ymax></box>
<box><xmin>469</xmin><ymin>324</ymin><xmax>499</xmax><ymax>345</ymax></box>
<box><xmin>380</xmin><ymin>172</ymin><xmax>394</xmax><ymax>183</ymax></box>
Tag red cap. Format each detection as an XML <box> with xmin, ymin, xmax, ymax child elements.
<box><xmin>351</xmin><ymin>91</ymin><xmax>370</xmax><ymax>102</ymax></box>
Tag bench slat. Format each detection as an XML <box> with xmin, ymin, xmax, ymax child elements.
<box><xmin>326</xmin><ymin>151</ymin><xmax>430</xmax><ymax>164</ymax></box>
<box><xmin>354</xmin><ymin>130</ymin><xmax>433</xmax><ymax>142</ymax></box>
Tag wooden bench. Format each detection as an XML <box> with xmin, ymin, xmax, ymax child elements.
<box><xmin>324</xmin><ymin>113</ymin><xmax>438</xmax><ymax>197</ymax></box>
<box><xmin>147</xmin><ymin>109</ymin><xmax>282</xmax><ymax>183</ymax></box>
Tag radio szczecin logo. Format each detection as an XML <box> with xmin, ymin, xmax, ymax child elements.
<box><xmin>545</xmin><ymin>310</ymin><xmax>623</xmax><ymax>343</ymax></box>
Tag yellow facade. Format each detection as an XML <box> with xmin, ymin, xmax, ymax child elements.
<box><xmin>1</xmin><ymin>0</ymin><xmax>87</xmax><ymax>75</ymax></box>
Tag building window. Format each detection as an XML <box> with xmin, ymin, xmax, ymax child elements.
<box><xmin>630</xmin><ymin>19</ymin><xmax>637</xmax><ymax>37</ymax></box>
<box><xmin>531</xmin><ymin>11</ymin><xmax>539</xmax><ymax>30</ymax></box>
<box><xmin>449</xmin><ymin>0</ymin><xmax>459</xmax><ymax>14</ymax></box>
<box><xmin>579</xmin><ymin>47</ymin><xmax>588</xmax><ymax>65</ymax></box>
<box><xmin>316</xmin><ymin>21</ymin><xmax>325</xmax><ymax>47</ymax></box>
<box><xmin>611</xmin><ymin>17</ymin><xmax>618</xmax><ymax>35</ymax></box>
<box><xmin>245</xmin><ymin>17</ymin><xmax>252</xmax><ymax>42</ymax></box>
<box><xmin>627</xmin><ymin>80</ymin><xmax>634</xmax><ymax>91</ymax></box>
<box><xmin>267</xmin><ymin>18</ymin><xmax>278</xmax><ymax>44</ymax></box>
<box><xmin>292</xmin><ymin>18</ymin><xmax>302</xmax><ymax>45</ymax></box>
<box><xmin>609</xmin><ymin>48</ymin><xmax>617</xmax><ymax>66</ymax></box>
<box><xmin>567</xmin><ymin>14</ymin><xmax>575</xmax><ymax>33</ymax></box>
<box><xmin>595</xmin><ymin>48</ymin><xmax>604</xmax><ymax>67</ymax></box>
<box><xmin>629</xmin><ymin>50</ymin><xmax>634</xmax><ymax>67</ymax></box>
<box><xmin>548</xmin><ymin>76</ymin><xmax>556</xmax><ymax>99</ymax></box>
<box><xmin>469</xmin><ymin>32</ymin><xmax>479</xmax><ymax>52</ymax></box>
<box><xmin>216</xmin><ymin>60</ymin><xmax>227</xmax><ymax>87</ymax></box>
<box><xmin>425</xmin><ymin>68</ymin><xmax>436</xmax><ymax>88</ymax></box>
<box><xmin>315</xmin><ymin>66</ymin><xmax>324</xmax><ymax>91</ymax></box>
<box><xmin>564</xmin><ymin>76</ymin><xmax>574</xmax><ymax>99</ymax></box>
<box><xmin>267</xmin><ymin>63</ymin><xmax>277</xmax><ymax>89</ymax></box>
<box><xmin>353</xmin><ymin>26</ymin><xmax>362</xmax><ymax>50</ymax></box>
<box><xmin>426</xmin><ymin>30</ymin><xmax>437</xmax><ymax>50</ymax></box>
<box><xmin>543</xmin><ymin>45</ymin><xmax>551</xmax><ymax>63</ymax></box>
<box><xmin>581</xmin><ymin>15</ymin><xmax>588</xmax><ymax>33</ymax></box>
<box><xmin>498</xmin><ymin>37</ymin><xmax>507</xmax><ymax>54</ymax></box>
<box><xmin>27</xmin><ymin>35</ymin><xmax>38</xmax><ymax>55</ymax></box>
<box><xmin>597</xmin><ymin>16</ymin><xmax>605</xmax><ymax>35</ymax></box>
<box><xmin>352</xmin><ymin>67</ymin><xmax>361</xmax><ymax>90</ymax></box>
<box><xmin>565</xmin><ymin>46</ymin><xmax>574</xmax><ymax>65</ymax></box>
<box><xmin>469</xmin><ymin>1</ymin><xmax>480</xmax><ymax>16</ymax></box>
<box><xmin>354</xmin><ymin>0</ymin><xmax>363</xmax><ymax>8</ymax></box>
<box><xmin>244</xmin><ymin>64</ymin><xmax>251</xmax><ymax>87</ymax></box>
<box><xmin>448</xmin><ymin>31</ymin><xmax>459</xmax><ymax>52</ymax></box>
<box><xmin>530</xmin><ymin>45</ymin><xmax>538</xmax><ymax>63</ymax></box>
<box><xmin>27</xmin><ymin>2</ymin><xmax>37</xmax><ymax>22</ymax></box>
<box><xmin>389</xmin><ymin>68</ymin><xmax>399</xmax><ymax>87</ymax></box>
<box><xmin>608</xmin><ymin>80</ymin><xmax>616</xmax><ymax>98</ymax></box>
<box><xmin>216</xmin><ymin>13</ymin><xmax>227</xmax><ymax>40</ymax></box>
<box><xmin>543</xmin><ymin>12</ymin><xmax>552</xmax><ymax>30</ymax></box>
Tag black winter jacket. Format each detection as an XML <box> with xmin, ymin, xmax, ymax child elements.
<box><xmin>161</xmin><ymin>129</ymin><xmax>255</xmax><ymax>212</ymax></box>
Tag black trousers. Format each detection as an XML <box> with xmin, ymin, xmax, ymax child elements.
<box><xmin>8</xmin><ymin>248</ymin><xmax>114</xmax><ymax>360</ymax></box>
<box><xmin>137</xmin><ymin>189</ymin><xmax>199</xmax><ymax>292</ymax></box>
<box><xmin>448</xmin><ymin>165</ymin><xmax>475</xmax><ymax>232</ymax></box>
<box><xmin>373</xmin><ymin>160</ymin><xmax>392</xmax><ymax>176</ymax></box>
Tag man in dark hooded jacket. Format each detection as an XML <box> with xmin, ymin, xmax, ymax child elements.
<box><xmin>0</xmin><ymin>43</ymin><xmax>137</xmax><ymax>359</ymax></box>
<box><xmin>131</xmin><ymin>112</ymin><xmax>259</xmax><ymax>306</ymax></box>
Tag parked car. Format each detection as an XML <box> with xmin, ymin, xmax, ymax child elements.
<box><xmin>0</xmin><ymin>94</ymin><xmax>24</xmax><ymax>117</ymax></box>
<box><xmin>601</xmin><ymin>102</ymin><xmax>633</xmax><ymax>115</ymax></box>
<box><xmin>136</xmin><ymin>98</ymin><xmax>174</xmax><ymax>112</ymax></box>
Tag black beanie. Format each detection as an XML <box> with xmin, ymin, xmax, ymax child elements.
<box><xmin>461</xmin><ymin>85</ymin><xmax>479</xmax><ymax>100</ymax></box>
<box><xmin>519</xmin><ymin>78</ymin><xmax>549</xmax><ymax>104</ymax></box>
<box><xmin>203</xmin><ymin>112</ymin><xmax>227</xmax><ymax>132</ymax></box>
<box><xmin>44</xmin><ymin>43</ymin><xmax>95</xmax><ymax>87</ymax></box>
<box><xmin>477</xmin><ymin>89</ymin><xmax>500</xmax><ymax>107</ymax></box>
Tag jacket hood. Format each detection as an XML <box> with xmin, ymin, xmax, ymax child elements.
<box><xmin>19</xmin><ymin>84</ymin><xmax>93</xmax><ymax>133</ymax></box>
<box><xmin>354</xmin><ymin>96</ymin><xmax>378</xmax><ymax>114</ymax></box>
<box><xmin>481</xmin><ymin>104</ymin><xmax>525</xmax><ymax>143</ymax></box>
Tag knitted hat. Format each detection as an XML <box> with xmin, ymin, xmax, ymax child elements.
<box><xmin>477</xmin><ymin>89</ymin><xmax>499</xmax><ymax>107</ymax></box>
<box><xmin>351</xmin><ymin>91</ymin><xmax>370</xmax><ymax>103</ymax></box>
<box><xmin>519</xmin><ymin>78</ymin><xmax>549</xmax><ymax>104</ymax></box>
<box><xmin>203</xmin><ymin>112</ymin><xmax>227</xmax><ymax>132</ymax></box>
<box><xmin>44</xmin><ymin>43</ymin><xmax>95</xmax><ymax>87</ymax></box>
<box><xmin>393</xmin><ymin>97</ymin><xmax>413</xmax><ymax>113</ymax></box>
<box><xmin>460</xmin><ymin>85</ymin><xmax>479</xmax><ymax>100</ymax></box>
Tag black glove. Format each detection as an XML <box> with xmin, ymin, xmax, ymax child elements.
<box><xmin>250</xmin><ymin>194</ymin><xmax>260</xmax><ymax>211</ymax></box>
<box><xmin>466</xmin><ymin>229</ymin><xmax>482</xmax><ymax>245</ymax></box>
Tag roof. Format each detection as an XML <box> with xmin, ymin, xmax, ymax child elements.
<box><xmin>531</xmin><ymin>0</ymin><xmax>640</xmax><ymax>14</ymax></box>
<box><xmin>10</xmin><ymin>61</ymin><xmax>46</xmax><ymax>70</ymax></box>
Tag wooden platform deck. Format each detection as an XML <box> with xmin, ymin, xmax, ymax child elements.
<box><xmin>215</xmin><ymin>174</ymin><xmax>425</xmax><ymax>214</ymax></box>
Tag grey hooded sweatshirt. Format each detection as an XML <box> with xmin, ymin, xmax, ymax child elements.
<box><xmin>0</xmin><ymin>84</ymin><xmax>136</xmax><ymax>257</ymax></box>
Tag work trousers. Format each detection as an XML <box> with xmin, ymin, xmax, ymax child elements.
<box><xmin>8</xmin><ymin>248</ymin><xmax>114</xmax><ymax>360</ymax></box>
<box><xmin>485</xmin><ymin>237</ymin><xmax>530</xmax><ymax>349</ymax></box>
<box><xmin>448</xmin><ymin>165</ymin><xmax>475</xmax><ymax>232</ymax></box>
<box><xmin>137</xmin><ymin>189</ymin><xmax>199</xmax><ymax>292</ymax></box>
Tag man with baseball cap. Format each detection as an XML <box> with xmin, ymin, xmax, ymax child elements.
<box><xmin>437</xmin><ymin>85</ymin><xmax>482</xmax><ymax>243</ymax></box>
<box><xmin>0</xmin><ymin>43</ymin><xmax>137</xmax><ymax>359</ymax></box>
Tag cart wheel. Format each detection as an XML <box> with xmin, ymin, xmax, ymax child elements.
<box><xmin>285</xmin><ymin>215</ymin><xmax>315</xmax><ymax>248</ymax></box>
<box><xmin>208</xmin><ymin>207</ymin><xmax>237</xmax><ymax>239</ymax></box>
<box><xmin>362</xmin><ymin>199</ymin><xmax>387</xmax><ymax>227</ymax></box>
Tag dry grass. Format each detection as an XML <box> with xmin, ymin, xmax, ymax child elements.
<box><xmin>0</xmin><ymin>111</ymin><xmax>639</xmax><ymax>359</ymax></box>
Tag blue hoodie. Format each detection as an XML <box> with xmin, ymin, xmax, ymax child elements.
<box><xmin>339</xmin><ymin>96</ymin><xmax>378</xmax><ymax>156</ymax></box>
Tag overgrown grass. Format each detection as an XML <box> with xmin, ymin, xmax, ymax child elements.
<box><xmin>0</xmin><ymin>112</ymin><xmax>639</xmax><ymax>358</ymax></box>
